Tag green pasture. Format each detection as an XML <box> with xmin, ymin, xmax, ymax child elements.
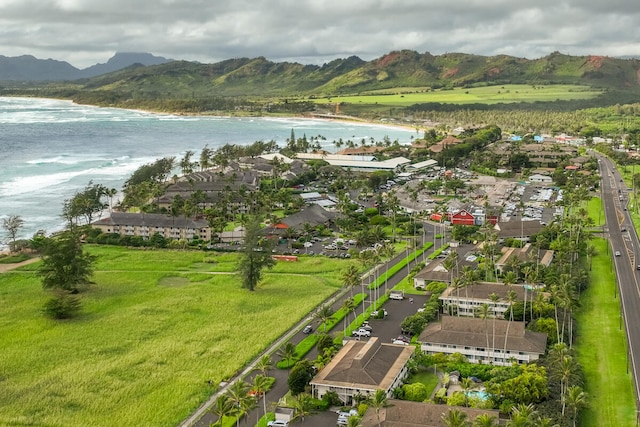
<box><xmin>313</xmin><ymin>84</ymin><xmax>602</xmax><ymax>107</ymax></box>
<box><xmin>574</xmin><ymin>238</ymin><xmax>635</xmax><ymax>427</ymax></box>
<box><xmin>0</xmin><ymin>246</ymin><xmax>348</xmax><ymax>427</ymax></box>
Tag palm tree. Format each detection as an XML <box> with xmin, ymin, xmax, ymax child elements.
<box><xmin>473</xmin><ymin>413</ymin><xmax>498</xmax><ymax>427</ymax></box>
<box><xmin>252</xmin><ymin>374</ymin><xmax>270</xmax><ymax>421</ymax></box>
<box><xmin>254</xmin><ymin>354</ymin><xmax>273</xmax><ymax>377</ymax></box>
<box><xmin>442</xmin><ymin>408</ymin><xmax>471</xmax><ymax>427</ymax></box>
<box><xmin>476</xmin><ymin>303</ymin><xmax>491</xmax><ymax>363</ymax></box>
<box><xmin>346</xmin><ymin>414</ymin><xmax>362</xmax><ymax>427</ymax></box>
<box><xmin>240</xmin><ymin>394</ymin><xmax>257</xmax><ymax>427</ymax></box>
<box><xmin>460</xmin><ymin>377</ymin><xmax>474</xmax><ymax>407</ymax></box>
<box><xmin>536</xmin><ymin>416</ymin><xmax>560</xmax><ymax>427</ymax></box>
<box><xmin>503</xmin><ymin>288</ymin><xmax>517</xmax><ymax>362</ymax></box>
<box><xmin>292</xmin><ymin>393</ymin><xmax>314</xmax><ymax>425</ymax></box>
<box><xmin>315</xmin><ymin>304</ymin><xmax>335</xmax><ymax>332</ymax></box>
<box><xmin>370</xmin><ymin>389</ymin><xmax>389</xmax><ymax>427</ymax></box>
<box><xmin>342</xmin><ymin>264</ymin><xmax>361</xmax><ymax>297</ymax></box>
<box><xmin>341</xmin><ymin>297</ymin><xmax>356</xmax><ymax>336</ymax></box>
<box><xmin>277</xmin><ymin>342</ymin><xmax>297</xmax><ymax>368</ymax></box>
<box><xmin>566</xmin><ymin>386</ymin><xmax>588</xmax><ymax>427</ymax></box>
<box><xmin>226</xmin><ymin>380</ymin><xmax>251</xmax><ymax>427</ymax></box>
<box><xmin>507</xmin><ymin>403</ymin><xmax>538</xmax><ymax>427</ymax></box>
<box><xmin>489</xmin><ymin>292</ymin><xmax>499</xmax><ymax>364</ymax></box>
<box><xmin>210</xmin><ymin>394</ymin><xmax>235</xmax><ymax>427</ymax></box>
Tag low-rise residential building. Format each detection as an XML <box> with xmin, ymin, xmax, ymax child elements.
<box><xmin>359</xmin><ymin>400</ymin><xmax>501</xmax><ymax>427</ymax></box>
<box><xmin>269</xmin><ymin>204</ymin><xmax>337</xmax><ymax>234</ymax></box>
<box><xmin>310</xmin><ymin>337</ymin><xmax>414</xmax><ymax>405</ymax></box>
<box><xmin>439</xmin><ymin>283</ymin><xmax>540</xmax><ymax>318</ymax></box>
<box><xmin>495</xmin><ymin>243</ymin><xmax>554</xmax><ymax>275</ymax></box>
<box><xmin>494</xmin><ymin>220</ymin><xmax>544</xmax><ymax>243</ymax></box>
<box><xmin>93</xmin><ymin>212</ymin><xmax>211</xmax><ymax>241</ymax></box>
<box><xmin>528</xmin><ymin>174</ymin><xmax>553</xmax><ymax>184</ymax></box>
<box><xmin>419</xmin><ymin>315</ymin><xmax>547</xmax><ymax>366</ymax></box>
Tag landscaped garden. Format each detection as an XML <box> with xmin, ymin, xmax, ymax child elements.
<box><xmin>0</xmin><ymin>245</ymin><xmax>350</xmax><ymax>427</ymax></box>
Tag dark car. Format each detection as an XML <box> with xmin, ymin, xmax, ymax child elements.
<box><xmin>302</xmin><ymin>325</ymin><xmax>313</xmax><ymax>334</ymax></box>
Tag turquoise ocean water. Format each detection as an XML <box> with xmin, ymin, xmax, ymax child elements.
<box><xmin>0</xmin><ymin>97</ymin><xmax>414</xmax><ymax>243</ymax></box>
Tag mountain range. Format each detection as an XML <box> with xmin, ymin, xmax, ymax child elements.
<box><xmin>2</xmin><ymin>50</ymin><xmax>640</xmax><ymax>106</ymax></box>
<box><xmin>0</xmin><ymin>52</ymin><xmax>172</xmax><ymax>81</ymax></box>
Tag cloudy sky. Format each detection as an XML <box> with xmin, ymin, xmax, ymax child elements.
<box><xmin>1</xmin><ymin>0</ymin><xmax>639</xmax><ymax>68</ymax></box>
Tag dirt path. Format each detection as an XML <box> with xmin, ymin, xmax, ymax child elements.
<box><xmin>0</xmin><ymin>257</ymin><xmax>40</xmax><ymax>273</ymax></box>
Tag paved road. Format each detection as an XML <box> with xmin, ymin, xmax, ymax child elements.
<box><xmin>186</xmin><ymin>223</ymin><xmax>442</xmax><ymax>427</ymax></box>
<box><xmin>597</xmin><ymin>154</ymin><xmax>640</xmax><ymax>411</ymax></box>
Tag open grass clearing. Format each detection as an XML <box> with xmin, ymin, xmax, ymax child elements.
<box><xmin>586</xmin><ymin>196</ymin><xmax>605</xmax><ymax>227</ymax></box>
<box><xmin>313</xmin><ymin>84</ymin><xmax>602</xmax><ymax>107</ymax></box>
<box><xmin>574</xmin><ymin>238</ymin><xmax>635</xmax><ymax>427</ymax></box>
<box><xmin>0</xmin><ymin>246</ymin><xmax>347</xmax><ymax>427</ymax></box>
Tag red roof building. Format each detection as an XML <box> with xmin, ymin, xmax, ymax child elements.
<box><xmin>447</xmin><ymin>209</ymin><xmax>476</xmax><ymax>226</ymax></box>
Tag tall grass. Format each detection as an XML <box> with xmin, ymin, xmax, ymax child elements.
<box><xmin>0</xmin><ymin>246</ymin><xmax>346</xmax><ymax>427</ymax></box>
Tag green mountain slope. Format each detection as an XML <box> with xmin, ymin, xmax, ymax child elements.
<box><xmin>7</xmin><ymin>50</ymin><xmax>639</xmax><ymax>108</ymax></box>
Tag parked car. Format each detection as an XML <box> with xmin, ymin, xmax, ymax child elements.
<box><xmin>396</xmin><ymin>335</ymin><xmax>411</xmax><ymax>343</ymax></box>
<box><xmin>352</xmin><ymin>328</ymin><xmax>371</xmax><ymax>337</ymax></box>
<box><xmin>267</xmin><ymin>420</ymin><xmax>289</xmax><ymax>427</ymax></box>
<box><xmin>337</xmin><ymin>409</ymin><xmax>359</xmax><ymax>418</ymax></box>
<box><xmin>302</xmin><ymin>325</ymin><xmax>313</xmax><ymax>334</ymax></box>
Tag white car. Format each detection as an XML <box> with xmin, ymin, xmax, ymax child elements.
<box><xmin>352</xmin><ymin>328</ymin><xmax>371</xmax><ymax>337</ymax></box>
<box><xmin>267</xmin><ymin>420</ymin><xmax>289</xmax><ymax>427</ymax></box>
<box><xmin>304</xmin><ymin>242</ymin><xmax>313</xmax><ymax>248</ymax></box>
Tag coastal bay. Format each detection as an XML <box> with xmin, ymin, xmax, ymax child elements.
<box><xmin>0</xmin><ymin>97</ymin><xmax>414</xmax><ymax>243</ymax></box>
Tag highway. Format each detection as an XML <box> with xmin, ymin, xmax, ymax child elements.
<box><xmin>597</xmin><ymin>154</ymin><xmax>640</xmax><ymax>411</ymax></box>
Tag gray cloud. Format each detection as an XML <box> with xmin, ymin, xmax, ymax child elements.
<box><xmin>0</xmin><ymin>0</ymin><xmax>639</xmax><ymax>68</ymax></box>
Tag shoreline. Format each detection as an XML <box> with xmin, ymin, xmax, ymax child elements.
<box><xmin>2</xmin><ymin>95</ymin><xmax>421</xmax><ymax>134</ymax></box>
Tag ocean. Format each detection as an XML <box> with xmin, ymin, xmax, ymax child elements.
<box><xmin>0</xmin><ymin>97</ymin><xmax>414</xmax><ymax>244</ymax></box>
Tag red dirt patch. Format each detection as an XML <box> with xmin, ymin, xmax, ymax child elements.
<box><xmin>442</xmin><ymin>67</ymin><xmax>459</xmax><ymax>78</ymax></box>
<box><xmin>586</xmin><ymin>55</ymin><xmax>605</xmax><ymax>69</ymax></box>
<box><xmin>487</xmin><ymin>67</ymin><xmax>500</xmax><ymax>77</ymax></box>
<box><xmin>376</xmin><ymin>52</ymin><xmax>401</xmax><ymax>67</ymax></box>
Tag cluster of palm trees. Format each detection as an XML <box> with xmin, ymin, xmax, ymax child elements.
<box><xmin>210</xmin><ymin>355</ymin><xmax>273</xmax><ymax>427</ymax></box>
<box><xmin>441</xmin><ymin>404</ymin><xmax>562</xmax><ymax>427</ymax></box>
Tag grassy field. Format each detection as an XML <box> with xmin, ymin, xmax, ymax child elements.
<box><xmin>0</xmin><ymin>246</ymin><xmax>349</xmax><ymax>427</ymax></box>
<box><xmin>313</xmin><ymin>84</ymin><xmax>603</xmax><ymax>107</ymax></box>
<box><xmin>586</xmin><ymin>196</ymin><xmax>605</xmax><ymax>227</ymax></box>
<box><xmin>574</xmin><ymin>238</ymin><xmax>636</xmax><ymax>427</ymax></box>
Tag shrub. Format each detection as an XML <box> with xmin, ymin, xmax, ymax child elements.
<box><xmin>322</xmin><ymin>390</ymin><xmax>341</xmax><ymax>407</ymax></box>
<box><xmin>402</xmin><ymin>382</ymin><xmax>429</xmax><ymax>402</ymax></box>
<box><xmin>42</xmin><ymin>291</ymin><xmax>81</xmax><ymax>319</ymax></box>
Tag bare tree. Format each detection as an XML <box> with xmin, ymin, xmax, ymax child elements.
<box><xmin>2</xmin><ymin>214</ymin><xmax>24</xmax><ymax>251</ymax></box>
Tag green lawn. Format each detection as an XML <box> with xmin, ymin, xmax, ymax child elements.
<box><xmin>586</xmin><ymin>196</ymin><xmax>605</xmax><ymax>227</ymax></box>
<box><xmin>313</xmin><ymin>84</ymin><xmax>602</xmax><ymax>107</ymax></box>
<box><xmin>574</xmin><ymin>238</ymin><xmax>635</xmax><ymax>427</ymax></box>
<box><xmin>409</xmin><ymin>369</ymin><xmax>440</xmax><ymax>396</ymax></box>
<box><xmin>0</xmin><ymin>246</ymin><xmax>347</xmax><ymax>427</ymax></box>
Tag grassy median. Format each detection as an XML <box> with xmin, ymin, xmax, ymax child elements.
<box><xmin>574</xmin><ymin>238</ymin><xmax>636</xmax><ymax>427</ymax></box>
